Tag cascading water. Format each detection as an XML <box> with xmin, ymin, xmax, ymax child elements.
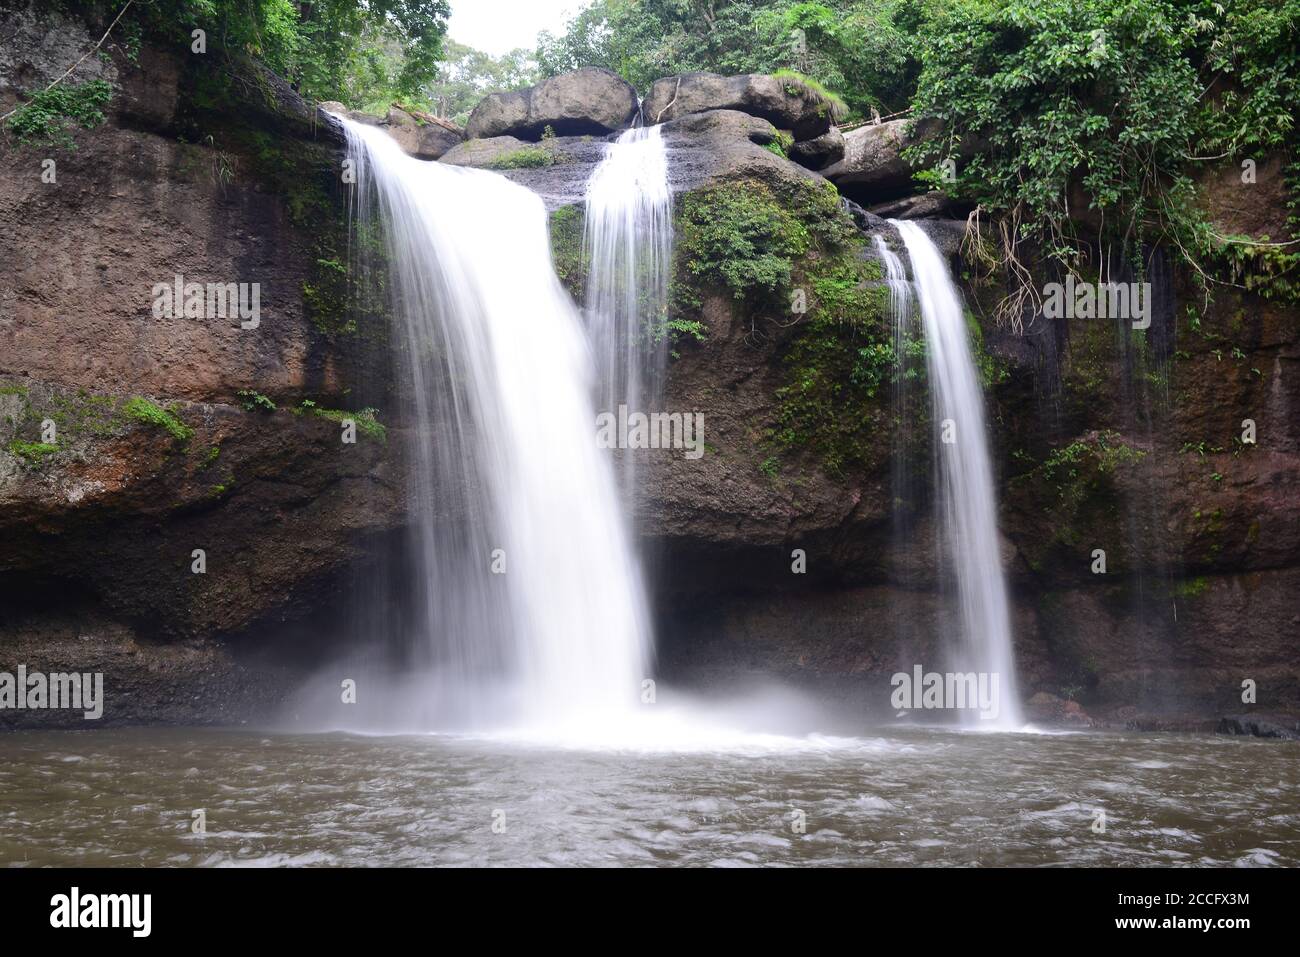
<box><xmin>583</xmin><ymin>125</ymin><xmax>674</xmax><ymax>477</ymax></box>
<box><xmin>332</xmin><ymin>116</ymin><xmax>653</xmax><ymax>731</ymax></box>
<box><xmin>892</xmin><ymin>220</ymin><xmax>1023</xmax><ymax>728</ymax></box>
<box><xmin>874</xmin><ymin>234</ymin><xmax>915</xmax><ymax>518</ymax></box>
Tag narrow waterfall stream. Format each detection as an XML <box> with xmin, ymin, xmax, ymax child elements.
<box><xmin>892</xmin><ymin>221</ymin><xmax>1024</xmax><ymax>728</ymax></box>
<box><xmin>332</xmin><ymin>117</ymin><xmax>653</xmax><ymax>732</ymax></box>
<box><xmin>583</xmin><ymin>125</ymin><xmax>674</xmax><ymax>427</ymax></box>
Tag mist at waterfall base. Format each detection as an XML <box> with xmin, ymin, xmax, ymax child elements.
<box><xmin>285</xmin><ymin>116</ymin><xmax>1024</xmax><ymax>746</ymax></box>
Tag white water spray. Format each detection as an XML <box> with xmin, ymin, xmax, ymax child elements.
<box><xmin>892</xmin><ymin>220</ymin><xmax>1023</xmax><ymax>728</ymax></box>
<box><xmin>335</xmin><ymin>116</ymin><xmax>653</xmax><ymax>731</ymax></box>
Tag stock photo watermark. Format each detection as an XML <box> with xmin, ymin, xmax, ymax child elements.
<box><xmin>595</xmin><ymin>405</ymin><xmax>705</xmax><ymax>460</ymax></box>
<box><xmin>891</xmin><ymin>666</ymin><xmax>1003</xmax><ymax>721</ymax></box>
<box><xmin>0</xmin><ymin>665</ymin><xmax>103</xmax><ymax>719</ymax></box>
<box><xmin>151</xmin><ymin>274</ymin><xmax>260</xmax><ymax>329</ymax></box>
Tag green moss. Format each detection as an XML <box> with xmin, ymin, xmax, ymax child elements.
<box><xmin>673</xmin><ymin>177</ymin><xmax>899</xmax><ymax>476</ymax></box>
<box><xmin>964</xmin><ymin>310</ymin><xmax>1007</xmax><ymax>387</ymax></box>
<box><xmin>771</xmin><ymin>267</ymin><xmax>892</xmax><ymax>476</ymax></box>
<box><xmin>771</xmin><ymin>69</ymin><xmax>849</xmax><ymax>122</ymax></box>
<box><xmin>302</xmin><ymin>257</ymin><xmax>358</xmax><ymax>336</ymax></box>
<box><xmin>678</xmin><ymin>181</ymin><xmax>811</xmax><ymax>300</ymax></box>
<box><xmin>1008</xmin><ymin>431</ymin><xmax>1148</xmax><ymax>559</ymax></box>
<box><xmin>7</xmin><ymin>441</ymin><xmax>58</xmax><ymax>464</ymax></box>
<box><xmin>487</xmin><ymin>146</ymin><xmax>558</xmax><ymax>169</ymax></box>
<box><xmin>301</xmin><ymin>402</ymin><xmax>387</xmax><ymax>443</ymax></box>
<box><xmin>122</xmin><ymin>397</ymin><xmax>193</xmax><ymax>444</ymax></box>
<box><xmin>763</xmin><ymin>131</ymin><xmax>795</xmax><ymax>159</ymax></box>
<box><xmin>0</xmin><ymin>383</ymin><xmax>29</xmax><ymax>397</ymax></box>
<box><xmin>201</xmin><ymin>444</ymin><xmax>221</xmax><ymax>469</ymax></box>
<box><xmin>1171</xmin><ymin>576</ymin><xmax>1210</xmax><ymax>598</ymax></box>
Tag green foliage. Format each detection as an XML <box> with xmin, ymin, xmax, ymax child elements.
<box><xmin>122</xmin><ymin>397</ymin><xmax>193</xmax><ymax>444</ymax></box>
<box><xmin>487</xmin><ymin>146</ymin><xmax>557</xmax><ymax>169</ymax></box>
<box><xmin>672</xmin><ymin>177</ymin><xmax>892</xmax><ymax>476</ymax></box>
<box><xmin>1171</xmin><ymin>576</ymin><xmax>1209</xmax><ymax>598</ymax></box>
<box><xmin>764</xmin><ymin>131</ymin><xmax>796</xmax><ymax>159</ymax></box>
<box><xmin>237</xmin><ymin>390</ymin><xmax>277</xmax><ymax>413</ymax></box>
<box><xmin>302</xmin><ymin>403</ymin><xmax>387</xmax><ymax>443</ymax></box>
<box><xmin>909</xmin><ymin>0</ymin><xmax>1300</xmax><ymax>307</ymax></box>
<box><xmin>549</xmin><ymin>205</ymin><xmax>587</xmax><ymax>296</ymax></box>
<box><xmin>422</xmin><ymin>39</ymin><xmax>539</xmax><ymax>123</ymax></box>
<box><xmin>7</xmin><ymin>441</ymin><xmax>58</xmax><ymax>464</ymax></box>
<box><xmin>909</xmin><ymin>0</ymin><xmax>1201</xmax><ymax>267</ymax></box>
<box><xmin>117</xmin><ymin>0</ymin><xmax>450</xmax><ymax>107</ymax></box>
<box><xmin>678</xmin><ymin>179</ymin><xmax>851</xmax><ymax>301</ymax></box>
<box><xmin>536</xmin><ymin>0</ymin><xmax>918</xmax><ymax>118</ymax></box>
<box><xmin>772</xmin><ymin>69</ymin><xmax>848</xmax><ymax>121</ymax></box>
<box><xmin>773</xmin><ymin>253</ymin><xmax>892</xmax><ymax>475</ymax></box>
<box><xmin>679</xmin><ymin>184</ymin><xmax>809</xmax><ymax>299</ymax></box>
<box><xmin>302</xmin><ymin>258</ymin><xmax>359</xmax><ymax>336</ymax></box>
<box><xmin>5</xmin><ymin>79</ymin><xmax>113</xmax><ymax>148</ymax></box>
<box><xmin>1040</xmin><ymin>430</ymin><xmax>1146</xmax><ymax>494</ymax></box>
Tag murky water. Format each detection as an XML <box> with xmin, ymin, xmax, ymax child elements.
<box><xmin>1</xmin><ymin>726</ymin><xmax>1296</xmax><ymax>867</ymax></box>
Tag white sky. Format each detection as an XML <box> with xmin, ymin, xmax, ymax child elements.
<box><xmin>447</xmin><ymin>0</ymin><xmax>585</xmax><ymax>56</ymax></box>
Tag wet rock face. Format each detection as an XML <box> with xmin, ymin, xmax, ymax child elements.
<box><xmin>465</xmin><ymin>67</ymin><xmax>638</xmax><ymax>140</ymax></box>
<box><xmin>641</xmin><ymin>72</ymin><xmax>835</xmax><ymax>140</ymax></box>
<box><xmin>1217</xmin><ymin>713</ymin><xmax>1300</xmax><ymax>739</ymax></box>
<box><xmin>0</xmin><ymin>8</ymin><xmax>405</xmax><ymax>724</ymax></box>
<box><xmin>441</xmin><ymin>109</ymin><xmax>823</xmax><ymax>211</ymax></box>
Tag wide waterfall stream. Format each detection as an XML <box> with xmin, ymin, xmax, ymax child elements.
<box><xmin>322</xmin><ymin>117</ymin><xmax>652</xmax><ymax>733</ymax></box>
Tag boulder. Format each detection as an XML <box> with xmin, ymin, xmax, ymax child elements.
<box><xmin>439</xmin><ymin>109</ymin><xmax>823</xmax><ymax>212</ymax></box>
<box><xmin>642</xmin><ymin>72</ymin><xmax>836</xmax><ymax>140</ymax></box>
<box><xmin>319</xmin><ymin>102</ymin><xmax>463</xmax><ymax>160</ymax></box>
<box><xmin>789</xmin><ymin>127</ymin><xmax>845</xmax><ymax>170</ymax></box>
<box><xmin>821</xmin><ymin>118</ymin><xmax>917</xmax><ymax>198</ymax></box>
<box><xmin>465</xmin><ymin>67</ymin><xmax>638</xmax><ymax>140</ymax></box>
<box><xmin>657</xmin><ymin>109</ymin><xmax>824</xmax><ymax>196</ymax></box>
<box><xmin>824</xmin><ymin>117</ymin><xmax>984</xmax><ymax>204</ymax></box>
<box><xmin>383</xmin><ymin>106</ymin><xmax>463</xmax><ymax>160</ymax></box>
<box><xmin>868</xmin><ymin>191</ymin><xmax>965</xmax><ymax>221</ymax></box>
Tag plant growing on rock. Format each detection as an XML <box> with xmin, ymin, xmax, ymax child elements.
<box><xmin>5</xmin><ymin>79</ymin><xmax>113</xmax><ymax>148</ymax></box>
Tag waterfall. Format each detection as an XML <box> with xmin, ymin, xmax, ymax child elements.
<box><xmin>875</xmin><ymin>234</ymin><xmax>915</xmax><ymax>521</ymax></box>
<box><xmin>892</xmin><ymin>220</ymin><xmax>1023</xmax><ymax>728</ymax></box>
<box><xmin>333</xmin><ymin>116</ymin><xmax>653</xmax><ymax>731</ymax></box>
<box><xmin>583</xmin><ymin>125</ymin><xmax>674</xmax><ymax>447</ymax></box>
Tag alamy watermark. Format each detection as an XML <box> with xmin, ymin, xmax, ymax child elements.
<box><xmin>0</xmin><ymin>665</ymin><xmax>103</xmax><ymax>719</ymax></box>
<box><xmin>596</xmin><ymin>405</ymin><xmax>705</xmax><ymax>460</ymax></box>
<box><xmin>1042</xmin><ymin>275</ymin><xmax>1151</xmax><ymax>329</ymax></box>
<box><xmin>151</xmin><ymin>274</ymin><xmax>260</xmax><ymax>329</ymax></box>
<box><xmin>50</xmin><ymin>887</ymin><xmax>150</xmax><ymax>937</ymax></box>
<box><xmin>891</xmin><ymin>665</ymin><xmax>1002</xmax><ymax>721</ymax></box>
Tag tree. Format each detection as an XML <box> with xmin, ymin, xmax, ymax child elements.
<box><xmin>422</xmin><ymin>40</ymin><xmax>540</xmax><ymax>124</ymax></box>
<box><xmin>534</xmin><ymin>0</ymin><xmax>921</xmax><ymax>118</ymax></box>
